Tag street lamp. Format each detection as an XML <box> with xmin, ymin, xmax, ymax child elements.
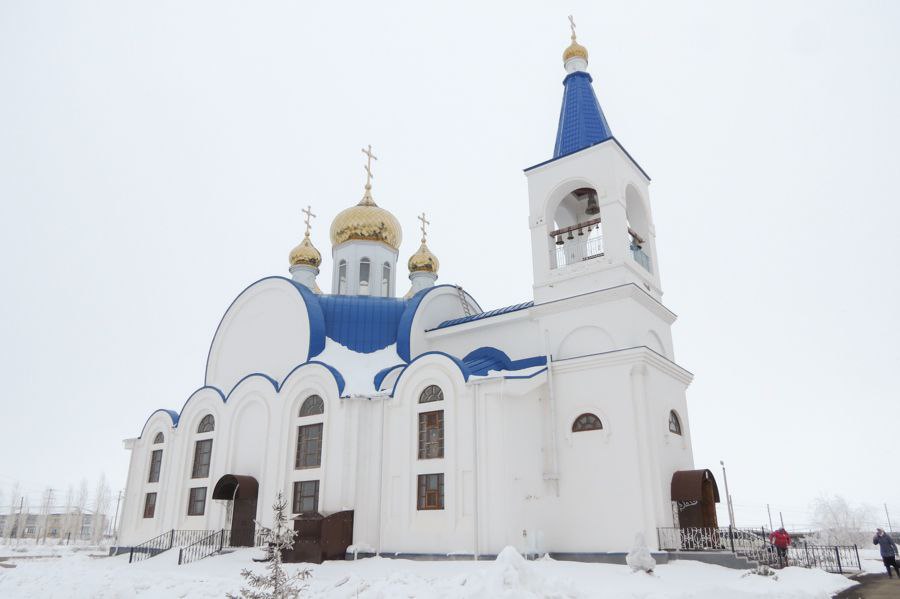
<box><xmin>720</xmin><ymin>460</ymin><xmax>736</xmax><ymax>529</ymax></box>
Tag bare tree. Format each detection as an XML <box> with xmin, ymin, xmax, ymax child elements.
<box><xmin>810</xmin><ymin>495</ymin><xmax>876</xmax><ymax>546</ymax></box>
<box><xmin>39</xmin><ymin>487</ymin><xmax>53</xmax><ymax>544</ymax></box>
<box><xmin>61</xmin><ymin>485</ymin><xmax>74</xmax><ymax>544</ymax></box>
<box><xmin>4</xmin><ymin>483</ymin><xmax>20</xmax><ymax>542</ymax></box>
<box><xmin>72</xmin><ymin>479</ymin><xmax>89</xmax><ymax>543</ymax></box>
<box><xmin>91</xmin><ymin>475</ymin><xmax>111</xmax><ymax>545</ymax></box>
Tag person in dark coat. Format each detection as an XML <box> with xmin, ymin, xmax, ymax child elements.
<box><xmin>874</xmin><ymin>528</ymin><xmax>900</xmax><ymax>578</ymax></box>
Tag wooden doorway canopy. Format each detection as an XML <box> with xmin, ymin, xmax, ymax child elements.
<box><xmin>671</xmin><ymin>469</ymin><xmax>720</xmax><ymax>529</ymax></box>
<box><xmin>212</xmin><ymin>474</ymin><xmax>259</xmax><ymax>500</ymax></box>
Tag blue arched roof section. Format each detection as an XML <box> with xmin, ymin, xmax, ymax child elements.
<box><xmin>553</xmin><ymin>71</ymin><xmax>613</xmax><ymax>159</ymax></box>
<box><xmin>139</xmin><ymin>361</ymin><xmax>347</xmax><ymax>437</ymax></box>
<box><xmin>389</xmin><ymin>351</ymin><xmax>472</xmax><ymax>397</ymax></box>
<box><xmin>138</xmin><ymin>409</ymin><xmax>180</xmax><ymax>438</ymax></box>
<box><xmin>396</xmin><ymin>285</ymin><xmax>483</xmax><ymax>362</ymax></box>
<box><xmin>204</xmin><ymin>276</ymin><xmax>327</xmax><ymax>385</ymax></box>
<box><xmin>314</xmin><ymin>294</ymin><xmax>407</xmax><ymax>353</ymax></box>
<box><xmin>462</xmin><ymin>347</ymin><xmax>547</xmax><ymax>376</ymax></box>
<box><xmin>374</xmin><ymin>364</ymin><xmax>405</xmax><ymax>391</ymax></box>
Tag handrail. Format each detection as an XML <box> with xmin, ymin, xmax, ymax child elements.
<box><xmin>128</xmin><ymin>529</ymin><xmax>175</xmax><ymax>563</ymax></box>
<box><xmin>178</xmin><ymin>529</ymin><xmax>225</xmax><ymax>566</ymax></box>
<box><xmin>657</xmin><ymin>527</ymin><xmax>861</xmax><ymax>573</ymax></box>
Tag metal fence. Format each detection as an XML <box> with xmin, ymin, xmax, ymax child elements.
<box><xmin>177</xmin><ymin>530</ymin><xmax>226</xmax><ymax>566</ymax></box>
<box><xmin>128</xmin><ymin>529</ymin><xmax>175</xmax><ymax>563</ymax></box>
<box><xmin>657</xmin><ymin>527</ymin><xmax>861</xmax><ymax>574</ymax></box>
<box><xmin>129</xmin><ymin>527</ymin><xmax>269</xmax><ymax>565</ymax></box>
<box><xmin>550</xmin><ymin>232</ymin><xmax>604</xmax><ymax>269</ymax></box>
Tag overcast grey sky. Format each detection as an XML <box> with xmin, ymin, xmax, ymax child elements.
<box><xmin>1</xmin><ymin>1</ymin><xmax>898</xmax><ymax>529</ymax></box>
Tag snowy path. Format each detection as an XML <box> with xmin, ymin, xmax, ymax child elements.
<box><xmin>0</xmin><ymin>545</ymin><xmax>857</xmax><ymax>598</ymax></box>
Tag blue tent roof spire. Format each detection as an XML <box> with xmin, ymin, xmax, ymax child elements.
<box><xmin>553</xmin><ymin>26</ymin><xmax>613</xmax><ymax>159</ymax></box>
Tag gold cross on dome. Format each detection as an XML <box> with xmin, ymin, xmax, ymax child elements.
<box><xmin>568</xmin><ymin>14</ymin><xmax>577</xmax><ymax>40</ymax></box>
<box><xmin>362</xmin><ymin>144</ymin><xmax>378</xmax><ymax>188</ymax></box>
<box><xmin>302</xmin><ymin>205</ymin><xmax>316</xmax><ymax>236</ymax></box>
<box><xmin>418</xmin><ymin>212</ymin><xmax>430</xmax><ymax>242</ymax></box>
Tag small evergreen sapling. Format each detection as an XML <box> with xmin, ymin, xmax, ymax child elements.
<box><xmin>227</xmin><ymin>491</ymin><xmax>311</xmax><ymax>599</ymax></box>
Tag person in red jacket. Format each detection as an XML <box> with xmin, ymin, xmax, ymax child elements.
<box><xmin>769</xmin><ymin>528</ymin><xmax>792</xmax><ymax>567</ymax></box>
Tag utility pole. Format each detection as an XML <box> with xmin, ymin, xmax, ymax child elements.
<box><xmin>886</xmin><ymin>504</ymin><xmax>894</xmax><ymax>533</ymax></box>
<box><xmin>720</xmin><ymin>460</ymin><xmax>736</xmax><ymax>529</ymax></box>
<box><xmin>779</xmin><ymin>511</ymin><xmax>785</xmax><ymax>529</ymax></box>
<box><xmin>766</xmin><ymin>504</ymin><xmax>774</xmax><ymax>531</ymax></box>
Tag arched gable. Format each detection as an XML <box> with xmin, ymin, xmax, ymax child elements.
<box><xmin>397</xmin><ymin>285</ymin><xmax>482</xmax><ymax>361</ymax></box>
<box><xmin>205</xmin><ymin>277</ymin><xmax>325</xmax><ymax>393</ymax></box>
<box><xmin>556</xmin><ymin>326</ymin><xmax>616</xmax><ymax>360</ymax></box>
<box><xmin>390</xmin><ymin>352</ymin><xmax>470</xmax><ymax>399</ymax></box>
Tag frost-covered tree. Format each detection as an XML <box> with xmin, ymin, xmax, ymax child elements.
<box><xmin>809</xmin><ymin>495</ymin><xmax>875</xmax><ymax>546</ymax></box>
<box><xmin>71</xmin><ymin>479</ymin><xmax>89</xmax><ymax>542</ymax></box>
<box><xmin>227</xmin><ymin>491</ymin><xmax>311</xmax><ymax>599</ymax></box>
<box><xmin>91</xmin><ymin>475</ymin><xmax>111</xmax><ymax>544</ymax></box>
<box><xmin>626</xmin><ymin>532</ymin><xmax>656</xmax><ymax>573</ymax></box>
<box><xmin>3</xmin><ymin>483</ymin><xmax>19</xmax><ymax>541</ymax></box>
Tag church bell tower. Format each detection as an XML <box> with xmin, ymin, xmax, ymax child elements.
<box><xmin>526</xmin><ymin>20</ymin><xmax>662</xmax><ymax>304</ymax></box>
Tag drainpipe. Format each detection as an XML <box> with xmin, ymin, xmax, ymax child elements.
<box><xmin>543</xmin><ymin>331</ymin><xmax>560</xmax><ymax>496</ymax></box>
<box><xmin>376</xmin><ymin>396</ymin><xmax>386</xmax><ymax>556</ymax></box>
<box><xmin>472</xmin><ymin>382</ymin><xmax>480</xmax><ymax>561</ymax></box>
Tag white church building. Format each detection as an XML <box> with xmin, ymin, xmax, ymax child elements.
<box><xmin>118</xmin><ymin>24</ymin><xmax>720</xmax><ymax>558</ymax></box>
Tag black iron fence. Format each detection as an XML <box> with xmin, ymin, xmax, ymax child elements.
<box><xmin>129</xmin><ymin>527</ymin><xmax>270</xmax><ymax>566</ymax></box>
<box><xmin>657</xmin><ymin>527</ymin><xmax>861</xmax><ymax>574</ymax></box>
<box><xmin>178</xmin><ymin>530</ymin><xmax>226</xmax><ymax>565</ymax></box>
<box><xmin>128</xmin><ymin>529</ymin><xmax>175</xmax><ymax>563</ymax></box>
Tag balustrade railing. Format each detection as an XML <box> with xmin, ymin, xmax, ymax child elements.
<box><xmin>657</xmin><ymin>527</ymin><xmax>861</xmax><ymax>573</ymax></box>
<box><xmin>630</xmin><ymin>244</ymin><xmax>652</xmax><ymax>272</ymax></box>
<box><xmin>178</xmin><ymin>529</ymin><xmax>226</xmax><ymax>566</ymax></box>
<box><xmin>550</xmin><ymin>234</ymin><xmax>604</xmax><ymax>269</ymax></box>
<box><xmin>128</xmin><ymin>529</ymin><xmax>175</xmax><ymax>563</ymax></box>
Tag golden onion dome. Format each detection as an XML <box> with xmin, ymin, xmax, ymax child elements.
<box><xmin>408</xmin><ymin>241</ymin><xmax>439</xmax><ymax>274</ymax></box>
<box><xmin>289</xmin><ymin>234</ymin><xmax>322</xmax><ymax>268</ymax></box>
<box><xmin>330</xmin><ymin>187</ymin><xmax>403</xmax><ymax>250</ymax></box>
<box><xmin>563</xmin><ymin>38</ymin><xmax>588</xmax><ymax>62</ymax></box>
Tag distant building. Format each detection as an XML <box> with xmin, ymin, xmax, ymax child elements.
<box><xmin>0</xmin><ymin>511</ymin><xmax>108</xmax><ymax>541</ymax></box>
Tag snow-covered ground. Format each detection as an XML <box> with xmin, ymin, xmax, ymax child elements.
<box><xmin>0</xmin><ymin>543</ymin><xmax>857</xmax><ymax>599</ymax></box>
<box><xmin>858</xmin><ymin>548</ymin><xmax>890</xmax><ymax>575</ymax></box>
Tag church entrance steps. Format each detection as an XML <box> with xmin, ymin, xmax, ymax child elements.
<box><xmin>127</xmin><ymin>529</ymin><xmax>265</xmax><ymax>565</ymax></box>
<box><xmin>658</xmin><ymin>527</ymin><xmax>862</xmax><ymax>574</ymax></box>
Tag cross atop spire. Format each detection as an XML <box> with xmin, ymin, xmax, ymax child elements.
<box><xmin>568</xmin><ymin>14</ymin><xmax>577</xmax><ymax>41</ymax></box>
<box><xmin>360</xmin><ymin>144</ymin><xmax>378</xmax><ymax>205</ymax></box>
<box><xmin>417</xmin><ymin>212</ymin><xmax>430</xmax><ymax>243</ymax></box>
<box><xmin>362</xmin><ymin>144</ymin><xmax>378</xmax><ymax>188</ymax></box>
<box><xmin>302</xmin><ymin>205</ymin><xmax>316</xmax><ymax>237</ymax></box>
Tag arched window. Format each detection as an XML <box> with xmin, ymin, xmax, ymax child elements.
<box><xmin>572</xmin><ymin>413</ymin><xmax>603</xmax><ymax>432</ymax></box>
<box><xmin>418</xmin><ymin>385</ymin><xmax>443</xmax><ymax>404</ymax></box>
<box><xmin>299</xmin><ymin>395</ymin><xmax>324</xmax><ymax>417</ymax></box>
<box><xmin>153</xmin><ymin>432</ymin><xmax>164</xmax><ymax>444</ymax></box>
<box><xmin>338</xmin><ymin>260</ymin><xmax>347</xmax><ymax>294</ymax></box>
<box><xmin>668</xmin><ymin>410</ymin><xmax>682</xmax><ymax>435</ymax></box>
<box><xmin>358</xmin><ymin>258</ymin><xmax>370</xmax><ymax>295</ymax></box>
<box><xmin>198</xmin><ymin>414</ymin><xmax>215</xmax><ymax>433</ymax></box>
<box><xmin>549</xmin><ymin>187</ymin><xmax>603</xmax><ymax>268</ymax></box>
<box><xmin>381</xmin><ymin>262</ymin><xmax>391</xmax><ymax>296</ymax></box>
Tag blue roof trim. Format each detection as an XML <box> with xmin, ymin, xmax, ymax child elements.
<box><xmin>397</xmin><ymin>285</ymin><xmax>482</xmax><ymax>362</ymax></box>
<box><xmin>314</xmin><ymin>294</ymin><xmax>406</xmax><ymax>354</ymax></box>
<box><xmin>435</xmin><ymin>301</ymin><xmax>533</xmax><ymax>330</ymax></box>
<box><xmin>374</xmin><ymin>364</ymin><xmax>405</xmax><ymax>391</ymax></box>
<box><xmin>390</xmin><ymin>351</ymin><xmax>472</xmax><ymax>397</ymax></box>
<box><xmin>205</xmin><ymin>276</ymin><xmax>326</xmax><ymax>385</ymax></box>
<box><xmin>301</xmin><ymin>361</ymin><xmax>346</xmax><ymax>396</ymax></box>
<box><xmin>138</xmin><ymin>408</ymin><xmax>180</xmax><ymax>438</ymax></box>
<box><xmin>139</xmin><ymin>361</ymin><xmax>347</xmax><ymax>438</ymax></box>
<box><xmin>553</xmin><ymin>71</ymin><xmax>612</xmax><ymax>159</ymax></box>
<box><xmin>461</xmin><ymin>346</ymin><xmax>547</xmax><ymax>376</ymax></box>
<box><xmin>288</xmin><ymin>281</ymin><xmax>327</xmax><ymax>358</ymax></box>
<box><xmin>523</xmin><ymin>136</ymin><xmax>650</xmax><ymax>180</ymax></box>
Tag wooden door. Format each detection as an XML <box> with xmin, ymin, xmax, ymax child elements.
<box><xmin>231</xmin><ymin>498</ymin><xmax>257</xmax><ymax>547</ymax></box>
